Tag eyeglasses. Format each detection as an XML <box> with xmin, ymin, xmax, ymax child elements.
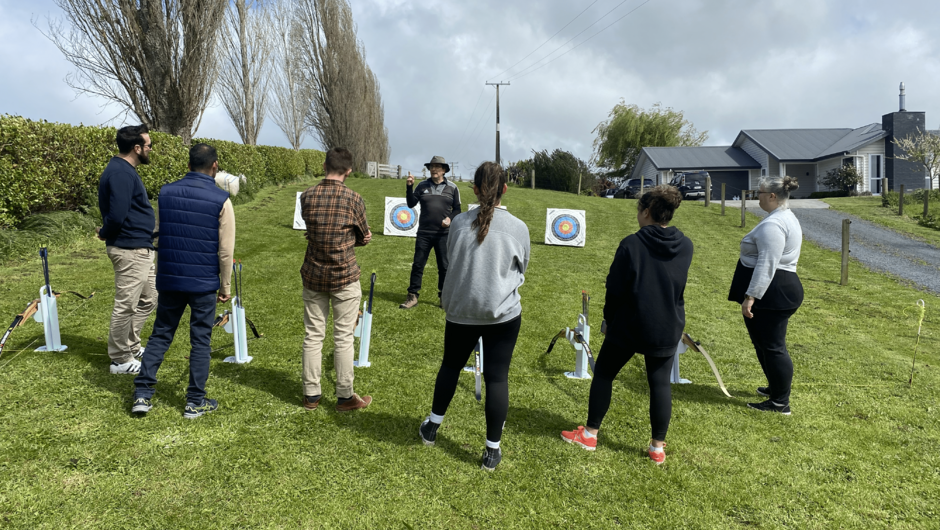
<box><xmin>757</xmin><ymin>191</ymin><xmax>773</xmax><ymax>196</ymax></box>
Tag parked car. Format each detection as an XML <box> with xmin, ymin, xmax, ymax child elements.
<box><xmin>614</xmin><ymin>178</ymin><xmax>655</xmax><ymax>199</ymax></box>
<box><xmin>668</xmin><ymin>171</ymin><xmax>710</xmax><ymax>200</ymax></box>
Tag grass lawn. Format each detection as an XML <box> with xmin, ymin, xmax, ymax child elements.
<box><xmin>1</xmin><ymin>179</ymin><xmax>938</xmax><ymax>529</ymax></box>
<box><xmin>824</xmin><ymin>196</ymin><xmax>940</xmax><ymax>248</ymax></box>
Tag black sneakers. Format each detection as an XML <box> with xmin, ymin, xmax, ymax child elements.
<box><xmin>183</xmin><ymin>398</ymin><xmax>219</xmax><ymax>419</ymax></box>
<box><xmin>481</xmin><ymin>447</ymin><xmax>502</xmax><ymax>471</ymax></box>
<box><xmin>419</xmin><ymin>416</ymin><xmax>439</xmax><ymax>446</ymax></box>
<box><xmin>747</xmin><ymin>399</ymin><xmax>791</xmax><ymax>415</ymax></box>
<box><xmin>756</xmin><ymin>386</ymin><xmax>770</xmax><ymax>397</ymax></box>
<box><xmin>131</xmin><ymin>397</ymin><xmax>152</xmax><ymax>414</ymax></box>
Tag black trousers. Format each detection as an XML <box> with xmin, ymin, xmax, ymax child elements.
<box><xmin>586</xmin><ymin>340</ymin><xmax>675</xmax><ymax>442</ymax></box>
<box><xmin>408</xmin><ymin>232</ymin><xmax>448</xmax><ymax>297</ymax></box>
<box><xmin>431</xmin><ymin>316</ymin><xmax>521</xmax><ymax>443</ymax></box>
<box><xmin>744</xmin><ymin>307</ymin><xmax>797</xmax><ymax>405</ymax></box>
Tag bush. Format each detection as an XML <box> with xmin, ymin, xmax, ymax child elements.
<box><xmin>881</xmin><ymin>188</ymin><xmax>940</xmax><ymax>208</ymax></box>
<box><xmin>818</xmin><ymin>165</ymin><xmax>862</xmax><ymax>194</ymax></box>
<box><xmin>0</xmin><ymin>211</ymin><xmax>98</xmax><ymax>264</ymax></box>
<box><xmin>0</xmin><ymin>115</ymin><xmax>324</xmax><ymax>228</ymax></box>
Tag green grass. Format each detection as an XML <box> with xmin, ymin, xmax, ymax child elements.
<box><xmin>824</xmin><ymin>196</ymin><xmax>940</xmax><ymax>247</ymax></box>
<box><xmin>1</xmin><ymin>180</ymin><xmax>938</xmax><ymax>529</ymax></box>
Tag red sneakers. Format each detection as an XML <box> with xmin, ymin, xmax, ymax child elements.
<box><xmin>648</xmin><ymin>443</ymin><xmax>666</xmax><ymax>464</ymax></box>
<box><xmin>560</xmin><ymin>426</ymin><xmax>597</xmax><ymax>451</ymax></box>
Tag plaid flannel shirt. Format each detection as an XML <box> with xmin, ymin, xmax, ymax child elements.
<box><xmin>300</xmin><ymin>179</ymin><xmax>370</xmax><ymax>292</ymax></box>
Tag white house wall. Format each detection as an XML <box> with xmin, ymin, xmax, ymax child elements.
<box><xmin>639</xmin><ymin>158</ymin><xmax>658</xmax><ymax>180</ymax></box>
<box><xmin>739</xmin><ymin>138</ymin><xmax>769</xmax><ymax>173</ymax></box>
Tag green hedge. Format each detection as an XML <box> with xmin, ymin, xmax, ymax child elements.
<box><xmin>0</xmin><ymin>115</ymin><xmax>324</xmax><ymax>228</ymax></box>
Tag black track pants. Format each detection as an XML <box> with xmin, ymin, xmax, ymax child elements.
<box><xmin>408</xmin><ymin>232</ymin><xmax>449</xmax><ymax>297</ymax></box>
<box><xmin>431</xmin><ymin>316</ymin><xmax>521</xmax><ymax>443</ymax></box>
<box><xmin>586</xmin><ymin>340</ymin><xmax>674</xmax><ymax>441</ymax></box>
<box><xmin>743</xmin><ymin>307</ymin><xmax>797</xmax><ymax>405</ymax></box>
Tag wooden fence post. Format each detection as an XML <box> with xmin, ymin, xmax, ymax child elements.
<box><xmin>531</xmin><ymin>169</ymin><xmax>535</xmax><ymax>190</ymax></box>
<box><xmin>841</xmin><ymin>219</ymin><xmax>851</xmax><ymax>285</ymax></box>
<box><xmin>705</xmin><ymin>176</ymin><xmax>711</xmax><ymax>207</ymax></box>
<box><xmin>882</xmin><ymin>177</ymin><xmax>888</xmax><ymax>195</ymax></box>
<box><xmin>640</xmin><ymin>177</ymin><xmax>645</xmax><ymax>199</ymax></box>
<box><xmin>741</xmin><ymin>190</ymin><xmax>747</xmax><ymax>228</ymax></box>
<box><xmin>397</xmin><ymin>165</ymin><xmax>402</xmax><ymax>179</ymax></box>
<box><xmin>899</xmin><ymin>184</ymin><xmax>905</xmax><ymax>216</ymax></box>
<box><xmin>721</xmin><ymin>183</ymin><xmax>726</xmax><ymax>216</ymax></box>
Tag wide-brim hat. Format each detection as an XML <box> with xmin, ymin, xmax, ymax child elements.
<box><xmin>424</xmin><ymin>155</ymin><xmax>450</xmax><ymax>174</ymax></box>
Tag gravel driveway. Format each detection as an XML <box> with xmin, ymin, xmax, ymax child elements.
<box><xmin>750</xmin><ymin>202</ymin><xmax>940</xmax><ymax>294</ymax></box>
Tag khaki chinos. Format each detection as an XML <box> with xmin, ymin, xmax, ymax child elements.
<box><xmin>106</xmin><ymin>246</ymin><xmax>157</xmax><ymax>363</ymax></box>
<box><xmin>301</xmin><ymin>282</ymin><xmax>362</xmax><ymax>398</ymax></box>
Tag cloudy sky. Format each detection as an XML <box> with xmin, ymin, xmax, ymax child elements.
<box><xmin>4</xmin><ymin>0</ymin><xmax>940</xmax><ymax>177</ymax></box>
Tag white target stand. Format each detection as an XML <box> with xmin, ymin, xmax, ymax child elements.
<box><xmin>353</xmin><ymin>273</ymin><xmax>377</xmax><ymax>368</ymax></box>
<box><xmin>670</xmin><ymin>339</ymin><xmax>692</xmax><ymax>385</ymax></box>
<box><xmin>33</xmin><ymin>285</ymin><xmax>67</xmax><ymax>352</ymax></box>
<box><xmin>563</xmin><ymin>313</ymin><xmax>591</xmax><ymax>380</ymax></box>
<box><xmin>222</xmin><ymin>298</ymin><xmax>252</xmax><ymax>364</ymax></box>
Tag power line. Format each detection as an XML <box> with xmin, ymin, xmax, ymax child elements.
<box><xmin>455</xmin><ymin>90</ymin><xmax>497</xmax><ymax>163</ymax></box>
<box><xmin>486</xmin><ymin>0</ymin><xmax>601</xmax><ymax>82</ymax></box>
<box><xmin>509</xmin><ymin>0</ymin><xmax>653</xmax><ymax>82</ymax></box>
<box><xmin>464</xmin><ymin>88</ymin><xmax>507</xmax><ymax>165</ymax></box>
<box><xmin>505</xmin><ymin>0</ymin><xmax>646</xmax><ymax>83</ymax></box>
<box><xmin>450</xmin><ymin>87</ymin><xmax>486</xmax><ymax>155</ymax></box>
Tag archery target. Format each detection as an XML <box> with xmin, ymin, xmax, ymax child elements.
<box><xmin>384</xmin><ymin>197</ymin><xmax>421</xmax><ymax>237</ymax></box>
<box><xmin>544</xmin><ymin>208</ymin><xmax>586</xmax><ymax>247</ymax></box>
<box><xmin>293</xmin><ymin>192</ymin><xmax>306</xmax><ymax>230</ymax></box>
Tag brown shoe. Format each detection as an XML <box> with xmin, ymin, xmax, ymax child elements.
<box><xmin>399</xmin><ymin>293</ymin><xmax>418</xmax><ymax>309</ymax></box>
<box><xmin>302</xmin><ymin>395</ymin><xmax>321</xmax><ymax>410</ymax></box>
<box><xmin>336</xmin><ymin>394</ymin><xmax>372</xmax><ymax>412</ymax></box>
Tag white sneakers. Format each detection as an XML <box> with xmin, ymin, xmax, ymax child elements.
<box><xmin>110</xmin><ymin>359</ymin><xmax>141</xmax><ymax>374</ymax></box>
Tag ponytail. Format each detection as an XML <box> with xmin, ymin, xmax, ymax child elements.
<box><xmin>471</xmin><ymin>162</ymin><xmax>507</xmax><ymax>244</ymax></box>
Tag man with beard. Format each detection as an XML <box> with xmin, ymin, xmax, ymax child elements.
<box><xmin>96</xmin><ymin>124</ymin><xmax>157</xmax><ymax>375</ymax></box>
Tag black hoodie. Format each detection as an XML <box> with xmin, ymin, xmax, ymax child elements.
<box><xmin>602</xmin><ymin>224</ymin><xmax>694</xmax><ymax>357</ymax></box>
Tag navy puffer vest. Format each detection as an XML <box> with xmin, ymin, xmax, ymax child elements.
<box><xmin>156</xmin><ymin>172</ymin><xmax>230</xmax><ymax>293</ymax></box>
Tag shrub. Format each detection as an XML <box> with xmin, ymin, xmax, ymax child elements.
<box><xmin>881</xmin><ymin>188</ymin><xmax>940</xmax><ymax>208</ymax></box>
<box><xmin>809</xmin><ymin>191</ymin><xmax>849</xmax><ymax>199</ymax></box>
<box><xmin>0</xmin><ymin>115</ymin><xmax>324</xmax><ymax>228</ymax></box>
<box><xmin>818</xmin><ymin>165</ymin><xmax>862</xmax><ymax>194</ymax></box>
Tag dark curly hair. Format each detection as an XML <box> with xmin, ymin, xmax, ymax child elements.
<box><xmin>637</xmin><ymin>185</ymin><xmax>682</xmax><ymax>225</ymax></box>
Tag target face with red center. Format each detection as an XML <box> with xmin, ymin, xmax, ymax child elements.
<box><xmin>544</xmin><ymin>208</ymin><xmax>586</xmax><ymax>247</ymax></box>
<box><xmin>384</xmin><ymin>197</ymin><xmax>421</xmax><ymax>237</ymax></box>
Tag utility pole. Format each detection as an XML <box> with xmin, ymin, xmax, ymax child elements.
<box><xmin>486</xmin><ymin>81</ymin><xmax>510</xmax><ymax>164</ymax></box>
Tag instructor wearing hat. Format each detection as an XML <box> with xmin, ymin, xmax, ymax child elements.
<box><xmin>400</xmin><ymin>156</ymin><xmax>462</xmax><ymax>309</ymax></box>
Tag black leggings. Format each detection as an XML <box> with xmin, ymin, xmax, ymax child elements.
<box><xmin>586</xmin><ymin>340</ymin><xmax>674</xmax><ymax>442</ymax></box>
<box><xmin>743</xmin><ymin>307</ymin><xmax>797</xmax><ymax>405</ymax></box>
<box><xmin>431</xmin><ymin>316</ymin><xmax>521</xmax><ymax>443</ymax></box>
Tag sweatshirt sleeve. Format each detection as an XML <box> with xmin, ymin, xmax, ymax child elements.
<box><xmin>746</xmin><ymin>221</ymin><xmax>786</xmax><ymax>299</ymax></box>
<box><xmin>406</xmin><ymin>182</ymin><xmax>419</xmax><ymax>208</ymax></box>
<box><xmin>218</xmin><ymin>199</ymin><xmax>236</xmax><ymax>295</ymax></box>
<box><xmin>603</xmin><ymin>243</ymin><xmax>630</xmax><ymax>323</ymax></box>
<box><xmin>99</xmin><ymin>173</ymin><xmax>134</xmax><ymax>239</ymax></box>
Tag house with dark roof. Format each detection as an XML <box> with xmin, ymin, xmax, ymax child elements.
<box><xmin>630</xmin><ymin>84</ymin><xmax>938</xmax><ymax>198</ymax></box>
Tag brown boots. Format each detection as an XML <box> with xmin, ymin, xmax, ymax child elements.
<box><xmin>399</xmin><ymin>293</ymin><xmax>418</xmax><ymax>309</ymax></box>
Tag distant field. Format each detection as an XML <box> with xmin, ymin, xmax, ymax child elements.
<box><xmin>0</xmin><ymin>179</ymin><xmax>937</xmax><ymax>529</ymax></box>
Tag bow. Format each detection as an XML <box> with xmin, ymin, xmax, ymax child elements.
<box><xmin>0</xmin><ymin>289</ymin><xmax>97</xmax><ymax>361</ymax></box>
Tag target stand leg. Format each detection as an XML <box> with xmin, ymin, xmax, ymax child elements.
<box><xmin>33</xmin><ymin>286</ymin><xmax>67</xmax><ymax>352</ymax></box>
<box><xmin>670</xmin><ymin>351</ymin><xmax>691</xmax><ymax>385</ymax></box>
<box><xmin>224</xmin><ymin>299</ymin><xmax>253</xmax><ymax>364</ymax></box>
<box><xmin>564</xmin><ymin>327</ymin><xmax>592</xmax><ymax>380</ymax></box>
<box><xmin>354</xmin><ymin>300</ymin><xmax>372</xmax><ymax>368</ymax></box>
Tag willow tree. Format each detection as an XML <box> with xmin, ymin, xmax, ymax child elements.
<box><xmin>592</xmin><ymin>101</ymin><xmax>708</xmax><ymax>178</ymax></box>
<box><xmin>217</xmin><ymin>0</ymin><xmax>272</xmax><ymax>146</ymax></box>
<box><xmin>43</xmin><ymin>0</ymin><xmax>228</xmax><ymax>143</ymax></box>
<box><xmin>295</xmin><ymin>0</ymin><xmax>390</xmax><ymax>169</ymax></box>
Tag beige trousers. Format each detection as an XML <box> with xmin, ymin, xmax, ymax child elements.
<box><xmin>106</xmin><ymin>246</ymin><xmax>157</xmax><ymax>363</ymax></box>
<box><xmin>301</xmin><ymin>282</ymin><xmax>362</xmax><ymax>398</ymax></box>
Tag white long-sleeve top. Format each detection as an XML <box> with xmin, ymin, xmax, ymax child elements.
<box><xmin>739</xmin><ymin>206</ymin><xmax>802</xmax><ymax>299</ymax></box>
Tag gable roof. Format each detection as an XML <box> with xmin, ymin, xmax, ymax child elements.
<box><xmin>642</xmin><ymin>146</ymin><xmax>760</xmax><ymax>170</ymax></box>
<box><xmin>735</xmin><ymin>124</ymin><xmax>887</xmax><ymax>161</ymax></box>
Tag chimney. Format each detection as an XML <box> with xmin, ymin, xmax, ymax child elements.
<box><xmin>899</xmin><ymin>82</ymin><xmax>906</xmax><ymax>111</ymax></box>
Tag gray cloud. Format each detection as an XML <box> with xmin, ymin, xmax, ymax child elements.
<box><xmin>4</xmin><ymin>0</ymin><xmax>940</xmax><ymax>178</ymax></box>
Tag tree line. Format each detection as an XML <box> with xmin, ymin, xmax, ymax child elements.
<box><xmin>42</xmin><ymin>0</ymin><xmax>389</xmax><ymax>171</ymax></box>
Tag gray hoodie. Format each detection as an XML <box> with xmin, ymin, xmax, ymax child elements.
<box><xmin>441</xmin><ymin>207</ymin><xmax>530</xmax><ymax>325</ymax></box>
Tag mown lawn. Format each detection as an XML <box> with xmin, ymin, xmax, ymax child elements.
<box><xmin>824</xmin><ymin>196</ymin><xmax>940</xmax><ymax>247</ymax></box>
<box><xmin>1</xmin><ymin>179</ymin><xmax>938</xmax><ymax>529</ymax></box>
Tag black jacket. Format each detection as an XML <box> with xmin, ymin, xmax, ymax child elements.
<box><xmin>406</xmin><ymin>177</ymin><xmax>461</xmax><ymax>235</ymax></box>
<box><xmin>602</xmin><ymin>225</ymin><xmax>694</xmax><ymax>357</ymax></box>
